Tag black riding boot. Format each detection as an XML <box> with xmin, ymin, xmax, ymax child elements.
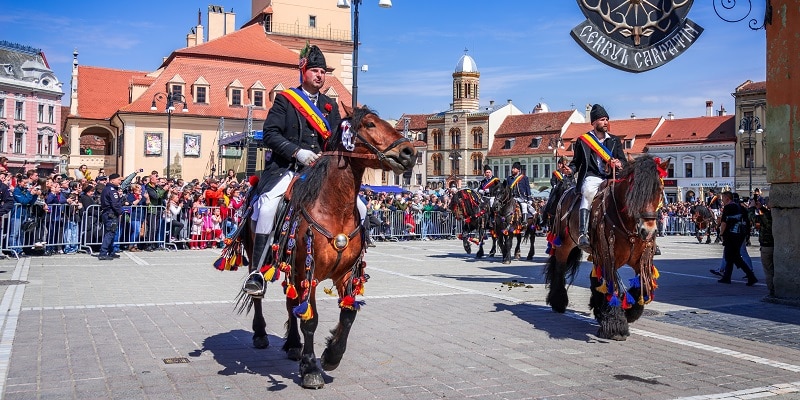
<box><xmin>243</xmin><ymin>233</ymin><xmax>271</xmax><ymax>296</ymax></box>
<box><xmin>578</xmin><ymin>209</ymin><xmax>591</xmax><ymax>252</ymax></box>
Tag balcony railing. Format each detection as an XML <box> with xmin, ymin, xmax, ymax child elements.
<box><xmin>266</xmin><ymin>21</ymin><xmax>351</xmax><ymax>42</ymax></box>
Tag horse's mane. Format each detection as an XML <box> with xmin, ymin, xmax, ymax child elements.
<box><xmin>618</xmin><ymin>155</ymin><xmax>663</xmax><ymax>218</ymax></box>
<box><xmin>291</xmin><ymin>106</ymin><xmax>374</xmax><ymax>207</ymax></box>
<box><xmin>449</xmin><ymin>189</ymin><xmax>481</xmax><ymax>216</ymax></box>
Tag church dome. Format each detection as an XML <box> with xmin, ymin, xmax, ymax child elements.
<box><xmin>454</xmin><ymin>53</ymin><xmax>478</xmax><ymax>73</ymax></box>
<box><xmin>533</xmin><ymin>102</ymin><xmax>550</xmax><ymax>113</ymax></box>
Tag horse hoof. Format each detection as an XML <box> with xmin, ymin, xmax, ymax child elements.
<box><xmin>489</xmin><ymin>253</ymin><xmax>496</xmax><ymax>257</ymax></box>
<box><xmin>321</xmin><ymin>360</ymin><xmax>340</xmax><ymax>372</ymax></box>
<box><xmin>503</xmin><ymin>260</ymin><xmax>511</xmax><ymax>265</ymax></box>
<box><xmin>526</xmin><ymin>256</ymin><xmax>533</xmax><ymax>261</ymax></box>
<box><xmin>301</xmin><ymin>372</ymin><xmax>325</xmax><ymax>389</ymax></box>
<box><xmin>286</xmin><ymin>348</ymin><xmax>302</xmax><ymax>361</ymax></box>
<box><xmin>253</xmin><ymin>336</ymin><xmax>270</xmax><ymax>349</ymax></box>
<box><xmin>320</xmin><ymin>349</ymin><xmax>341</xmax><ymax>371</ymax></box>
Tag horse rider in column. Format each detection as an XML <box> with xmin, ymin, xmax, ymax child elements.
<box><xmin>477</xmin><ymin>165</ymin><xmax>499</xmax><ymax>207</ymax></box>
<box><xmin>550</xmin><ymin>156</ymin><xmax>573</xmax><ymax>188</ymax></box>
<box><xmin>243</xmin><ymin>44</ymin><xmax>342</xmax><ymax>296</ymax></box>
<box><xmin>506</xmin><ymin>162</ymin><xmax>534</xmax><ymax>221</ymax></box>
<box><xmin>569</xmin><ymin>104</ymin><xmax>628</xmax><ymax>252</ymax></box>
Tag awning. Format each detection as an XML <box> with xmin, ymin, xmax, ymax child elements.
<box><xmin>361</xmin><ymin>185</ymin><xmax>405</xmax><ymax>194</ymax></box>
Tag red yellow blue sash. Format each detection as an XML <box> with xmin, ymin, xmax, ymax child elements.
<box><xmin>280</xmin><ymin>88</ymin><xmax>332</xmax><ymax>139</ymax></box>
<box><xmin>579</xmin><ymin>132</ymin><xmax>612</xmax><ymax>162</ymax></box>
<box><xmin>481</xmin><ymin>177</ymin><xmax>500</xmax><ymax>190</ymax></box>
<box><xmin>553</xmin><ymin>170</ymin><xmax>564</xmax><ymax>181</ymax></box>
<box><xmin>509</xmin><ymin>174</ymin><xmax>524</xmax><ymax>188</ymax></box>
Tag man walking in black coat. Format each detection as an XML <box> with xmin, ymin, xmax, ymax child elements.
<box><xmin>99</xmin><ymin>174</ymin><xmax>124</xmax><ymax>260</ymax></box>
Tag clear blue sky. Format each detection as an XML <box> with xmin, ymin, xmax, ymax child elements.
<box><xmin>3</xmin><ymin>1</ymin><xmax>766</xmax><ymax>121</ymax></box>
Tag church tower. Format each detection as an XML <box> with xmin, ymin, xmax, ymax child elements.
<box><xmin>452</xmin><ymin>49</ymin><xmax>480</xmax><ymax>111</ymax></box>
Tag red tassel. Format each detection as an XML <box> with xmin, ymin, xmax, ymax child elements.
<box><xmin>285</xmin><ymin>284</ymin><xmax>298</xmax><ymax>299</ymax></box>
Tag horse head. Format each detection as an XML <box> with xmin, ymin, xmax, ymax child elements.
<box><xmin>337</xmin><ymin>104</ymin><xmax>416</xmax><ymax>174</ymax></box>
<box><xmin>617</xmin><ymin>155</ymin><xmax>670</xmax><ymax>241</ymax></box>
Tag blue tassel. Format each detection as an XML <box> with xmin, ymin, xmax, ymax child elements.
<box><xmin>628</xmin><ymin>277</ymin><xmax>640</xmax><ymax>288</ymax></box>
<box><xmin>609</xmin><ymin>295</ymin><xmax>620</xmax><ymax>307</ymax></box>
<box><xmin>626</xmin><ymin>292</ymin><xmax>635</xmax><ymax>305</ymax></box>
<box><xmin>553</xmin><ymin>236</ymin><xmax>562</xmax><ymax>247</ymax></box>
<box><xmin>293</xmin><ymin>301</ymin><xmax>313</xmax><ymax>320</ymax></box>
<box><xmin>606</xmin><ymin>280</ymin><xmax>614</xmax><ymax>294</ymax></box>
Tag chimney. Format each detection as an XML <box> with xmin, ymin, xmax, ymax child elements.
<box><xmin>208</xmin><ymin>5</ymin><xmax>235</xmax><ymax>41</ymax></box>
<box><xmin>667</xmin><ymin>111</ymin><xmax>674</xmax><ymax>120</ymax></box>
<box><xmin>489</xmin><ymin>100</ymin><xmax>494</xmax><ymax>107</ymax></box>
<box><xmin>718</xmin><ymin>104</ymin><xmax>727</xmax><ymax>116</ymax></box>
<box><xmin>507</xmin><ymin>99</ymin><xmax>512</xmax><ymax>104</ymax></box>
<box><xmin>705</xmin><ymin>100</ymin><xmax>713</xmax><ymax>117</ymax></box>
<box><xmin>630</xmin><ymin>113</ymin><xmax>636</xmax><ymax>119</ymax></box>
<box><xmin>585</xmin><ymin>103</ymin><xmax>592</xmax><ymax>121</ymax></box>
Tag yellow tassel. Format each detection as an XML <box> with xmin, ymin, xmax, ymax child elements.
<box><xmin>263</xmin><ymin>266</ymin><xmax>276</xmax><ymax>281</ymax></box>
<box><xmin>652</xmin><ymin>265</ymin><xmax>660</xmax><ymax>279</ymax></box>
<box><xmin>323</xmin><ymin>286</ymin><xmax>334</xmax><ymax>296</ymax></box>
<box><xmin>298</xmin><ymin>304</ymin><xmax>313</xmax><ymax>320</ymax></box>
<box><xmin>596</xmin><ymin>282</ymin><xmax>608</xmax><ymax>294</ymax></box>
<box><xmin>357</xmin><ymin>285</ymin><xmax>364</xmax><ymax>295</ymax></box>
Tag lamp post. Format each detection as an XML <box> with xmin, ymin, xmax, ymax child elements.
<box><xmin>337</xmin><ymin>0</ymin><xmax>392</xmax><ymax>109</ymax></box>
<box><xmin>738</xmin><ymin>115</ymin><xmax>763</xmax><ymax>198</ymax></box>
<box><xmin>151</xmin><ymin>92</ymin><xmax>188</xmax><ymax>180</ymax></box>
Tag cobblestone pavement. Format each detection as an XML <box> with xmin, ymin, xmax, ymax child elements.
<box><xmin>1</xmin><ymin>235</ymin><xmax>799</xmax><ymax>399</ymax></box>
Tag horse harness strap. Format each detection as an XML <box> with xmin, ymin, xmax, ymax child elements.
<box><xmin>300</xmin><ymin>207</ymin><xmax>362</xmax><ymax>271</ymax></box>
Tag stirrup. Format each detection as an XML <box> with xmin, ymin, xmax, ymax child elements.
<box><xmin>577</xmin><ymin>234</ymin><xmax>592</xmax><ymax>253</ymax></box>
<box><xmin>242</xmin><ymin>270</ymin><xmax>266</xmax><ymax>298</ymax></box>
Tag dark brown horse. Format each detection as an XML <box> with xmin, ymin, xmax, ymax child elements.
<box><xmin>545</xmin><ymin>155</ymin><xmax>669</xmax><ymax>340</ymax></box>
<box><xmin>448</xmin><ymin>188</ymin><xmax>497</xmax><ymax>258</ymax></box>
<box><xmin>691</xmin><ymin>204</ymin><xmax>718</xmax><ymax>244</ymax></box>
<box><xmin>491</xmin><ymin>183</ymin><xmax>525</xmax><ymax>264</ymax></box>
<box><xmin>235</xmin><ymin>106</ymin><xmax>415</xmax><ymax>389</ymax></box>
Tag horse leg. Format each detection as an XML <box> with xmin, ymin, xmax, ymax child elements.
<box><xmin>462</xmin><ymin>235</ymin><xmax>472</xmax><ymax>254</ymax></box>
<box><xmin>476</xmin><ymin>242</ymin><xmax>484</xmax><ymax>259</ymax></box>
<box><xmin>251</xmin><ymin>298</ymin><xmax>269</xmax><ymax>349</ymax></box>
<box><xmin>546</xmin><ymin>247</ymin><xmax>582</xmax><ymax>313</ymax></box>
<box><xmin>590</xmin><ymin>275</ymin><xmax>629</xmax><ymax>341</ymax></box>
<box><xmin>502</xmin><ymin>235</ymin><xmax>512</xmax><ymax>264</ymax></box>
<box><xmin>526</xmin><ymin>231</ymin><xmax>535</xmax><ymax>261</ymax></box>
<box><xmin>320</xmin><ymin>307</ymin><xmax>358</xmax><ymax>371</ymax></box>
<box><xmin>298</xmin><ymin>299</ymin><xmax>325</xmax><ymax>389</ymax></box>
<box><xmin>624</xmin><ymin>286</ymin><xmax>645</xmax><ymax>323</ymax></box>
<box><xmin>489</xmin><ymin>236</ymin><xmax>497</xmax><ymax>257</ymax></box>
<box><xmin>513</xmin><ymin>234</ymin><xmax>521</xmax><ymax>261</ymax></box>
<box><xmin>282</xmin><ymin>301</ymin><xmax>303</xmax><ymax>361</ymax></box>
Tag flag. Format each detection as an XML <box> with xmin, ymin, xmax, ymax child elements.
<box><xmin>56</xmin><ymin>134</ymin><xmax>65</xmax><ymax>148</ymax></box>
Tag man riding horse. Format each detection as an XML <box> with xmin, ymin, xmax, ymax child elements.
<box><xmin>243</xmin><ymin>44</ymin><xmax>345</xmax><ymax>296</ymax></box>
<box><xmin>506</xmin><ymin>162</ymin><xmax>534</xmax><ymax>221</ymax></box>
<box><xmin>569</xmin><ymin>104</ymin><xmax>628</xmax><ymax>252</ymax></box>
<box><xmin>477</xmin><ymin>165</ymin><xmax>500</xmax><ymax>207</ymax></box>
<box><xmin>550</xmin><ymin>156</ymin><xmax>573</xmax><ymax>188</ymax></box>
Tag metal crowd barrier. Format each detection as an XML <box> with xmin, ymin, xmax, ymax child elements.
<box><xmin>2</xmin><ymin>203</ymin><xmax>85</xmax><ymax>258</ymax></box>
<box><xmin>368</xmin><ymin>210</ymin><xmax>460</xmax><ymax>241</ymax></box>
<box><xmin>80</xmin><ymin>204</ymin><xmax>169</xmax><ymax>254</ymax></box>
<box><xmin>660</xmin><ymin>216</ymin><xmax>699</xmax><ymax>236</ymax></box>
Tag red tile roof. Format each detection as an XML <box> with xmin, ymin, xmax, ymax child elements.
<box><xmin>394</xmin><ymin>113</ymin><xmax>433</xmax><ymax>130</ymax></box>
<box><xmin>494</xmin><ymin>111</ymin><xmax>575</xmax><ymax>136</ymax></box>
<box><xmin>647</xmin><ymin>116</ymin><xmax>735</xmax><ymax>146</ymax></box>
<box><xmin>75</xmin><ymin>66</ymin><xmax>150</xmax><ymax>120</ymax></box>
<box><xmin>487</xmin><ymin>132</ymin><xmax>562</xmax><ymax>157</ymax></box>
<box><xmin>163</xmin><ymin>23</ymin><xmax>298</xmax><ymax>69</ymax></box>
<box><xmin>76</xmin><ymin>24</ymin><xmax>352</xmax><ymax>123</ymax></box>
<box><xmin>560</xmin><ymin>117</ymin><xmax>663</xmax><ymax>157</ymax></box>
<box><xmin>735</xmin><ymin>80</ymin><xmax>766</xmax><ymax>94</ymax></box>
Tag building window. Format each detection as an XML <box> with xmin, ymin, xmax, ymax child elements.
<box><xmin>531</xmin><ymin>164</ymin><xmax>539</xmax><ymax>178</ymax></box>
<box><xmin>0</xmin><ymin>129</ymin><xmax>5</xmax><ymax>151</ymax></box>
<box><xmin>14</xmin><ymin>132</ymin><xmax>23</xmax><ymax>154</ymax></box>
<box><xmin>544</xmin><ymin>164</ymin><xmax>551</xmax><ymax>177</ymax></box>
<box><xmin>667</xmin><ymin>164</ymin><xmax>674</xmax><ymax>178</ymax></box>
<box><xmin>38</xmin><ymin>105</ymin><xmax>44</xmax><ymax>122</ymax></box>
<box><xmin>451</xmin><ymin>157</ymin><xmax>460</xmax><ymax>175</ymax></box>
<box><xmin>744</xmin><ymin>147</ymin><xmax>754</xmax><ymax>168</ymax></box>
<box><xmin>472</xmin><ymin>154</ymin><xmax>483</xmax><ymax>174</ymax></box>
<box><xmin>48</xmin><ymin>105</ymin><xmax>54</xmax><ymax>124</ymax></box>
<box><xmin>624</xmin><ymin>139</ymin><xmax>633</xmax><ymax>149</ymax></box>
<box><xmin>231</xmin><ymin>89</ymin><xmax>242</xmax><ymax>106</ymax></box>
<box><xmin>37</xmin><ymin>133</ymin><xmax>45</xmax><ymax>154</ymax></box>
<box><xmin>432</xmin><ymin>130</ymin><xmax>442</xmax><ymax>151</ymax></box>
<box><xmin>472</xmin><ymin>128</ymin><xmax>483</xmax><ymax>148</ymax></box>
<box><xmin>450</xmin><ymin>128</ymin><xmax>460</xmax><ymax>149</ymax></box>
<box><xmin>416</xmin><ymin>173</ymin><xmax>422</xmax><ymax>185</ymax></box>
<box><xmin>0</xmin><ymin>99</ymin><xmax>4</xmax><ymax>117</ymax></box>
<box><xmin>684</xmin><ymin>162</ymin><xmax>693</xmax><ymax>178</ymax></box>
<box><xmin>502</xmin><ymin>138</ymin><xmax>515</xmax><ymax>149</ymax></box>
<box><xmin>416</xmin><ymin>153</ymin><xmax>422</xmax><ymax>165</ymax></box>
<box><xmin>705</xmin><ymin>162</ymin><xmax>713</xmax><ymax>177</ymax></box>
<box><xmin>721</xmin><ymin>161</ymin><xmax>730</xmax><ymax>177</ymax></box>
<box><xmin>529</xmin><ymin>137</ymin><xmax>541</xmax><ymax>148</ymax></box>
<box><xmin>432</xmin><ymin>154</ymin><xmax>442</xmax><ymax>176</ymax></box>
<box><xmin>15</xmin><ymin>101</ymin><xmax>23</xmax><ymax>120</ymax></box>
<box><xmin>253</xmin><ymin>90</ymin><xmax>264</xmax><ymax>107</ymax></box>
<box><xmin>309</xmin><ymin>15</ymin><xmax>316</xmax><ymax>28</ymax></box>
<box><xmin>196</xmin><ymin>86</ymin><xmax>207</xmax><ymax>103</ymax></box>
<box><xmin>171</xmin><ymin>85</ymin><xmax>183</xmax><ymax>98</ymax></box>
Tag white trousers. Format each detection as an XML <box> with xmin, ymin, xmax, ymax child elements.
<box><xmin>580</xmin><ymin>176</ymin><xmax>604</xmax><ymax>210</ymax></box>
<box><xmin>252</xmin><ymin>171</ymin><xmax>367</xmax><ymax>235</ymax></box>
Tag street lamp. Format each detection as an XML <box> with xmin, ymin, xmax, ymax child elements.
<box><xmin>151</xmin><ymin>92</ymin><xmax>188</xmax><ymax>180</ymax></box>
<box><xmin>337</xmin><ymin>0</ymin><xmax>392</xmax><ymax>109</ymax></box>
<box><xmin>738</xmin><ymin>115</ymin><xmax>763</xmax><ymax>198</ymax></box>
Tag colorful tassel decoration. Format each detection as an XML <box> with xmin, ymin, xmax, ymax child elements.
<box><xmin>212</xmin><ymin>256</ymin><xmax>225</xmax><ymax>271</ymax></box>
<box><xmin>595</xmin><ymin>280</ymin><xmax>608</xmax><ymax>294</ymax></box>
<box><xmin>652</xmin><ymin>265</ymin><xmax>660</xmax><ymax>279</ymax></box>
<box><xmin>625</xmin><ymin>292</ymin><xmax>635</xmax><ymax>307</ymax></box>
<box><xmin>628</xmin><ymin>277</ymin><xmax>640</xmax><ymax>288</ymax></box>
<box><xmin>608</xmin><ymin>294</ymin><xmax>620</xmax><ymax>307</ymax></box>
<box><xmin>293</xmin><ymin>301</ymin><xmax>314</xmax><ymax>320</ymax></box>
<box><xmin>285</xmin><ymin>284</ymin><xmax>298</xmax><ymax>299</ymax></box>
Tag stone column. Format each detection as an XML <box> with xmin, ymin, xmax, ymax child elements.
<box><xmin>766</xmin><ymin>1</ymin><xmax>800</xmax><ymax>299</ymax></box>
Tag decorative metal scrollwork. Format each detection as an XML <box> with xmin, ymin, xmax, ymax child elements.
<box><xmin>713</xmin><ymin>0</ymin><xmax>772</xmax><ymax>30</ymax></box>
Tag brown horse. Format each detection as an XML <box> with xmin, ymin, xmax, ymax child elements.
<box><xmin>448</xmin><ymin>188</ymin><xmax>497</xmax><ymax>258</ymax></box>
<box><xmin>235</xmin><ymin>106</ymin><xmax>415</xmax><ymax>389</ymax></box>
<box><xmin>691</xmin><ymin>204</ymin><xmax>719</xmax><ymax>244</ymax></box>
<box><xmin>545</xmin><ymin>155</ymin><xmax>669</xmax><ymax>341</ymax></box>
<box><xmin>491</xmin><ymin>183</ymin><xmax>525</xmax><ymax>264</ymax></box>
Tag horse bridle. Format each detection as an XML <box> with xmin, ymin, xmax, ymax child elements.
<box><xmin>322</xmin><ymin>116</ymin><xmax>411</xmax><ymax>169</ymax></box>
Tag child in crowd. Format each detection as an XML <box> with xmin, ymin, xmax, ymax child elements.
<box><xmin>190</xmin><ymin>209</ymin><xmax>203</xmax><ymax>249</ymax></box>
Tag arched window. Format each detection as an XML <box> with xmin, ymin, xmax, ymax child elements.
<box><xmin>471</xmin><ymin>153</ymin><xmax>483</xmax><ymax>175</ymax></box>
<box><xmin>450</xmin><ymin>128</ymin><xmax>461</xmax><ymax>149</ymax></box>
<box><xmin>431</xmin><ymin>129</ymin><xmax>442</xmax><ymax>151</ymax></box>
<box><xmin>471</xmin><ymin>127</ymin><xmax>483</xmax><ymax>149</ymax></box>
<box><xmin>432</xmin><ymin>153</ymin><xmax>443</xmax><ymax>176</ymax></box>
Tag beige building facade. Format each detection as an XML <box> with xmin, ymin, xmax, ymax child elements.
<box><xmin>732</xmin><ymin>80</ymin><xmax>768</xmax><ymax>197</ymax></box>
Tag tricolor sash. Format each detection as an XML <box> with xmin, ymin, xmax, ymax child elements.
<box><xmin>481</xmin><ymin>177</ymin><xmax>500</xmax><ymax>190</ymax></box>
<box><xmin>280</xmin><ymin>88</ymin><xmax>332</xmax><ymax>139</ymax></box>
<box><xmin>553</xmin><ymin>170</ymin><xmax>564</xmax><ymax>181</ymax></box>
<box><xmin>509</xmin><ymin>174</ymin><xmax>524</xmax><ymax>188</ymax></box>
<box><xmin>578</xmin><ymin>132</ymin><xmax>612</xmax><ymax>162</ymax></box>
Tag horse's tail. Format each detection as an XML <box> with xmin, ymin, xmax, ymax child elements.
<box><xmin>544</xmin><ymin>247</ymin><xmax>582</xmax><ymax>313</ymax></box>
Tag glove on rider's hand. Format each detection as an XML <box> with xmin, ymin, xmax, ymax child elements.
<box><xmin>295</xmin><ymin>149</ymin><xmax>320</xmax><ymax>166</ymax></box>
